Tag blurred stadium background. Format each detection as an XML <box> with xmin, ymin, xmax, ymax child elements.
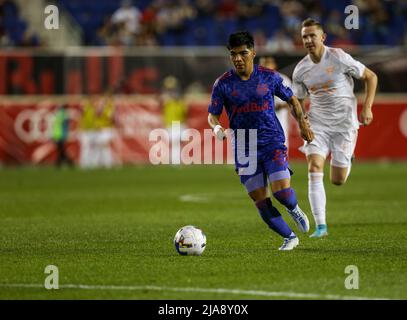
<box><xmin>0</xmin><ymin>0</ymin><xmax>406</xmax><ymax>165</ymax></box>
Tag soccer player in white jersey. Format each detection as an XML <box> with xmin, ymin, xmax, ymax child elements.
<box><xmin>292</xmin><ymin>18</ymin><xmax>378</xmax><ymax>238</ymax></box>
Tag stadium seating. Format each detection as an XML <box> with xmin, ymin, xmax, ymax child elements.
<box><xmin>2</xmin><ymin>0</ymin><xmax>405</xmax><ymax>47</ymax></box>
<box><xmin>55</xmin><ymin>0</ymin><xmax>403</xmax><ymax>47</ymax></box>
<box><xmin>2</xmin><ymin>0</ymin><xmax>23</xmax><ymax>45</ymax></box>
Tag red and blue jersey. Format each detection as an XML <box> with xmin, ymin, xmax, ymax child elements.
<box><xmin>208</xmin><ymin>65</ymin><xmax>293</xmax><ymax>149</ymax></box>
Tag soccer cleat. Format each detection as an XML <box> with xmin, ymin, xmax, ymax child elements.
<box><xmin>287</xmin><ymin>205</ymin><xmax>310</xmax><ymax>233</ymax></box>
<box><xmin>309</xmin><ymin>224</ymin><xmax>328</xmax><ymax>238</ymax></box>
<box><xmin>279</xmin><ymin>235</ymin><xmax>299</xmax><ymax>251</ymax></box>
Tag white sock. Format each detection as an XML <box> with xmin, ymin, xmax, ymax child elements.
<box><xmin>308</xmin><ymin>172</ymin><xmax>326</xmax><ymax>226</ymax></box>
<box><xmin>346</xmin><ymin>164</ymin><xmax>352</xmax><ymax>180</ymax></box>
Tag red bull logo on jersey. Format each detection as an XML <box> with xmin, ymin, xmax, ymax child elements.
<box><xmin>232</xmin><ymin>101</ymin><xmax>270</xmax><ymax>115</ymax></box>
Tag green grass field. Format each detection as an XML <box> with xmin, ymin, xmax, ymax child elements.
<box><xmin>0</xmin><ymin>162</ymin><xmax>406</xmax><ymax>300</ymax></box>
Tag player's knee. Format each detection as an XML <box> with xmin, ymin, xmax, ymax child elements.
<box><xmin>330</xmin><ymin>167</ymin><xmax>349</xmax><ymax>185</ymax></box>
<box><xmin>309</xmin><ymin>162</ymin><xmax>323</xmax><ymax>173</ymax></box>
<box><xmin>249</xmin><ymin>193</ymin><xmax>257</xmax><ymax>201</ymax></box>
<box><xmin>331</xmin><ymin>177</ymin><xmax>346</xmax><ymax>186</ymax></box>
<box><xmin>248</xmin><ymin>189</ymin><xmax>267</xmax><ymax>202</ymax></box>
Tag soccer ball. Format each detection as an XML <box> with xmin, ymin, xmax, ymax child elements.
<box><xmin>174</xmin><ymin>225</ymin><xmax>206</xmax><ymax>256</ymax></box>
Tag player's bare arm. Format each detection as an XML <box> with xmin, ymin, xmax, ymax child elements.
<box><xmin>297</xmin><ymin>98</ymin><xmax>306</xmax><ymax>112</ymax></box>
<box><xmin>208</xmin><ymin>113</ymin><xmax>220</xmax><ymax>129</ymax></box>
<box><xmin>274</xmin><ymin>101</ymin><xmax>289</xmax><ymax>112</ymax></box>
<box><xmin>359</xmin><ymin>67</ymin><xmax>378</xmax><ymax>126</ymax></box>
<box><xmin>288</xmin><ymin>96</ymin><xmax>314</xmax><ymax>143</ymax></box>
<box><xmin>297</xmin><ymin>98</ymin><xmax>309</xmax><ymax>120</ymax></box>
<box><xmin>208</xmin><ymin>113</ymin><xmax>225</xmax><ymax>140</ymax></box>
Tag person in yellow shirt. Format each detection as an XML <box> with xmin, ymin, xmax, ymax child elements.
<box><xmin>161</xmin><ymin>75</ymin><xmax>187</xmax><ymax>164</ymax></box>
<box><xmin>94</xmin><ymin>93</ymin><xmax>116</xmax><ymax>168</ymax></box>
<box><xmin>79</xmin><ymin>96</ymin><xmax>98</xmax><ymax>168</ymax></box>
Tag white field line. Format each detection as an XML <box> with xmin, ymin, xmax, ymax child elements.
<box><xmin>0</xmin><ymin>283</ymin><xmax>391</xmax><ymax>300</ymax></box>
<box><xmin>179</xmin><ymin>194</ymin><xmax>211</xmax><ymax>203</ymax></box>
<box><xmin>179</xmin><ymin>192</ymin><xmax>242</xmax><ymax>203</ymax></box>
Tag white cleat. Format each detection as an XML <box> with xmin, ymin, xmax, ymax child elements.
<box><xmin>279</xmin><ymin>236</ymin><xmax>299</xmax><ymax>251</ymax></box>
<box><xmin>287</xmin><ymin>205</ymin><xmax>310</xmax><ymax>233</ymax></box>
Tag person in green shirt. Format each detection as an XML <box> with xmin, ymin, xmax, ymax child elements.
<box><xmin>51</xmin><ymin>104</ymin><xmax>73</xmax><ymax>167</ymax></box>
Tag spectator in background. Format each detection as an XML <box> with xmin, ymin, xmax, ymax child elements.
<box><xmin>266</xmin><ymin>29</ymin><xmax>296</xmax><ymax>53</ymax></box>
<box><xmin>111</xmin><ymin>0</ymin><xmax>142</xmax><ymax>45</ymax></box>
<box><xmin>20</xmin><ymin>28</ymin><xmax>41</xmax><ymax>47</ymax></box>
<box><xmin>0</xmin><ymin>0</ymin><xmax>14</xmax><ymax>46</ymax></box>
<box><xmin>95</xmin><ymin>17</ymin><xmax>116</xmax><ymax>46</ymax></box>
<box><xmin>79</xmin><ymin>93</ymin><xmax>117</xmax><ymax>168</ymax></box>
<box><xmin>354</xmin><ymin>0</ymin><xmax>390</xmax><ymax>44</ymax></box>
<box><xmin>217</xmin><ymin>0</ymin><xmax>238</xmax><ymax>19</ymax></box>
<box><xmin>155</xmin><ymin>0</ymin><xmax>196</xmax><ymax>44</ymax></box>
<box><xmin>253</xmin><ymin>29</ymin><xmax>267</xmax><ymax>49</ymax></box>
<box><xmin>161</xmin><ymin>75</ymin><xmax>188</xmax><ymax>164</ymax></box>
<box><xmin>51</xmin><ymin>104</ymin><xmax>73</xmax><ymax>167</ymax></box>
<box><xmin>280</xmin><ymin>0</ymin><xmax>304</xmax><ymax>34</ymax></box>
<box><xmin>237</xmin><ymin>0</ymin><xmax>263</xmax><ymax>21</ymax></box>
<box><xmin>195</xmin><ymin>0</ymin><xmax>216</xmax><ymax>19</ymax></box>
<box><xmin>325</xmin><ymin>10</ymin><xmax>354</xmax><ymax>48</ymax></box>
<box><xmin>330</xmin><ymin>27</ymin><xmax>356</xmax><ymax>48</ymax></box>
<box><xmin>303</xmin><ymin>0</ymin><xmax>323</xmax><ymax>23</ymax></box>
<box><xmin>185</xmin><ymin>80</ymin><xmax>206</xmax><ymax>95</ymax></box>
<box><xmin>258</xmin><ymin>55</ymin><xmax>291</xmax><ymax>150</ymax></box>
<box><xmin>94</xmin><ymin>91</ymin><xmax>117</xmax><ymax>168</ymax></box>
<box><xmin>0</xmin><ymin>26</ymin><xmax>11</xmax><ymax>46</ymax></box>
<box><xmin>138</xmin><ymin>1</ymin><xmax>159</xmax><ymax>45</ymax></box>
<box><xmin>0</xmin><ymin>0</ymin><xmax>18</xmax><ymax>20</ymax></box>
<box><xmin>134</xmin><ymin>25</ymin><xmax>159</xmax><ymax>46</ymax></box>
<box><xmin>325</xmin><ymin>10</ymin><xmax>347</xmax><ymax>45</ymax></box>
<box><xmin>0</xmin><ymin>0</ymin><xmax>42</xmax><ymax>47</ymax></box>
<box><xmin>79</xmin><ymin>96</ymin><xmax>98</xmax><ymax>168</ymax></box>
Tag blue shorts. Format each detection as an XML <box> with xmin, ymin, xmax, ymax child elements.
<box><xmin>237</xmin><ymin>145</ymin><xmax>293</xmax><ymax>193</ymax></box>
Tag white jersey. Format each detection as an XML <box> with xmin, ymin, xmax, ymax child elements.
<box><xmin>292</xmin><ymin>46</ymin><xmax>366</xmax><ymax>132</ymax></box>
<box><xmin>275</xmin><ymin>73</ymin><xmax>292</xmax><ymax>107</ymax></box>
<box><xmin>274</xmin><ymin>73</ymin><xmax>291</xmax><ymax>143</ymax></box>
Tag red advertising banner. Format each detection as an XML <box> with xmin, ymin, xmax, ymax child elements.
<box><xmin>287</xmin><ymin>100</ymin><xmax>407</xmax><ymax>160</ymax></box>
<box><xmin>0</xmin><ymin>97</ymin><xmax>163</xmax><ymax>165</ymax></box>
<box><xmin>355</xmin><ymin>102</ymin><xmax>407</xmax><ymax>159</ymax></box>
<box><xmin>0</xmin><ymin>97</ymin><xmax>406</xmax><ymax>166</ymax></box>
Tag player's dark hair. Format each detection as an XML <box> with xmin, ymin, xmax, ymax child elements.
<box><xmin>302</xmin><ymin>18</ymin><xmax>324</xmax><ymax>31</ymax></box>
<box><xmin>227</xmin><ymin>31</ymin><xmax>254</xmax><ymax>50</ymax></box>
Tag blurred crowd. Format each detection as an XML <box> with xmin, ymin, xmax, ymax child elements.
<box><xmin>76</xmin><ymin>0</ymin><xmax>407</xmax><ymax>48</ymax></box>
<box><xmin>1</xmin><ymin>0</ymin><xmax>407</xmax><ymax>49</ymax></box>
<box><xmin>0</xmin><ymin>0</ymin><xmax>41</xmax><ymax>46</ymax></box>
